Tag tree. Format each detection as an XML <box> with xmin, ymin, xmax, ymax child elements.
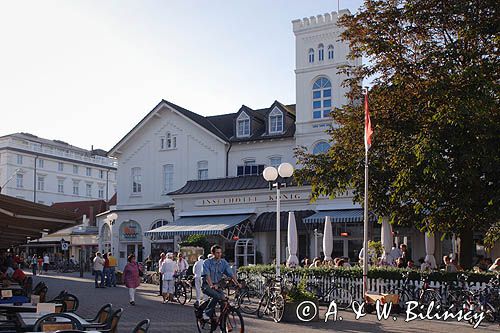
<box><xmin>294</xmin><ymin>0</ymin><xmax>499</xmax><ymax>259</ymax></box>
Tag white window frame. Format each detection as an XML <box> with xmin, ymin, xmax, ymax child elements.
<box><xmin>131</xmin><ymin>167</ymin><xmax>142</xmax><ymax>194</ymax></box>
<box><xmin>99</xmin><ymin>170</ymin><xmax>104</xmax><ymax>179</ymax></box>
<box><xmin>312</xmin><ymin>141</ymin><xmax>331</xmax><ymax>155</ymax></box>
<box><xmin>58</xmin><ymin>162</ymin><xmax>64</xmax><ymax>172</ymax></box>
<box><xmin>57</xmin><ymin>179</ymin><xmax>64</xmax><ymax>193</ymax></box>
<box><xmin>269</xmin><ymin>108</ymin><xmax>284</xmax><ymax>134</ymax></box>
<box><xmin>98</xmin><ymin>186</ymin><xmax>104</xmax><ymax>199</ymax></box>
<box><xmin>37</xmin><ymin>159</ymin><xmax>44</xmax><ymax>168</ymax></box>
<box><xmin>237</xmin><ymin>112</ymin><xmax>250</xmax><ymax>137</ymax></box>
<box><xmin>72</xmin><ymin>181</ymin><xmax>79</xmax><ymax>195</ymax></box>
<box><xmin>269</xmin><ymin>156</ymin><xmax>282</xmax><ymax>168</ymax></box>
<box><xmin>308</xmin><ymin>48</ymin><xmax>315</xmax><ymax>63</ymax></box>
<box><xmin>16</xmin><ymin>154</ymin><xmax>23</xmax><ymax>165</ymax></box>
<box><xmin>318</xmin><ymin>43</ymin><xmax>324</xmax><ymax>61</ymax></box>
<box><xmin>73</xmin><ymin>165</ymin><xmax>78</xmax><ymax>174</ymax></box>
<box><xmin>37</xmin><ymin>175</ymin><xmax>45</xmax><ymax>191</ymax></box>
<box><xmin>328</xmin><ymin>44</ymin><xmax>334</xmax><ymax>60</ymax></box>
<box><xmin>86</xmin><ymin>167</ymin><xmax>92</xmax><ymax>177</ymax></box>
<box><xmin>86</xmin><ymin>183</ymin><xmax>92</xmax><ymax>197</ymax></box>
<box><xmin>163</xmin><ymin>164</ymin><xmax>174</xmax><ymax>193</ymax></box>
<box><xmin>197</xmin><ymin>161</ymin><xmax>208</xmax><ymax>180</ymax></box>
<box><xmin>16</xmin><ymin>174</ymin><xmax>23</xmax><ymax>188</ymax></box>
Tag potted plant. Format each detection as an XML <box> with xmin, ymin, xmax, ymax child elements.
<box><xmin>281</xmin><ymin>277</ymin><xmax>319</xmax><ymax>322</ymax></box>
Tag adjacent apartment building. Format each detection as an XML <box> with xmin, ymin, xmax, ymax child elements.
<box><xmin>0</xmin><ymin>133</ymin><xmax>117</xmax><ymax>205</ymax></box>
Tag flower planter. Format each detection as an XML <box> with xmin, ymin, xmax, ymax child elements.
<box><xmin>282</xmin><ymin>300</ymin><xmax>320</xmax><ymax>323</ymax></box>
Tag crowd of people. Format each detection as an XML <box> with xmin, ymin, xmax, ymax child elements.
<box><xmin>92</xmin><ymin>251</ymin><xmax>118</xmax><ymax>288</ymax></box>
<box><xmin>0</xmin><ymin>252</ymin><xmax>26</xmax><ymax>283</ymax></box>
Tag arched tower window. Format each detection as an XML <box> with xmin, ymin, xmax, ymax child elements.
<box><xmin>312</xmin><ymin>77</ymin><xmax>332</xmax><ymax>119</ymax></box>
<box><xmin>318</xmin><ymin>44</ymin><xmax>324</xmax><ymax>61</ymax></box>
<box><xmin>313</xmin><ymin>141</ymin><xmax>330</xmax><ymax>154</ymax></box>
<box><xmin>328</xmin><ymin>45</ymin><xmax>334</xmax><ymax>60</ymax></box>
<box><xmin>308</xmin><ymin>48</ymin><xmax>314</xmax><ymax>63</ymax></box>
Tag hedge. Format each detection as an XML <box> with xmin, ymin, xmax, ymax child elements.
<box><xmin>238</xmin><ymin>265</ymin><xmax>497</xmax><ymax>283</ymax></box>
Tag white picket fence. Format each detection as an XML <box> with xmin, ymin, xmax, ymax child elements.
<box><xmin>243</xmin><ymin>272</ymin><xmax>488</xmax><ymax>303</ymax></box>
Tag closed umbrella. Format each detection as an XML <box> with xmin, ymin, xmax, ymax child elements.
<box><xmin>425</xmin><ymin>232</ymin><xmax>437</xmax><ymax>269</ymax></box>
<box><xmin>323</xmin><ymin>216</ymin><xmax>333</xmax><ymax>261</ymax></box>
<box><xmin>286</xmin><ymin>212</ymin><xmax>299</xmax><ymax>267</ymax></box>
<box><xmin>381</xmin><ymin>217</ymin><xmax>393</xmax><ymax>264</ymax></box>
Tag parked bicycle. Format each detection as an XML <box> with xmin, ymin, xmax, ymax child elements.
<box><xmin>194</xmin><ymin>279</ymin><xmax>244</xmax><ymax>333</ymax></box>
<box><xmin>390</xmin><ymin>272</ymin><xmax>441</xmax><ymax>311</ymax></box>
<box><xmin>468</xmin><ymin>274</ymin><xmax>500</xmax><ymax>323</ymax></box>
<box><xmin>235</xmin><ymin>277</ymin><xmax>263</xmax><ymax>315</ymax></box>
<box><xmin>303</xmin><ymin>275</ymin><xmax>353</xmax><ymax>310</ymax></box>
<box><xmin>256</xmin><ymin>274</ymin><xmax>286</xmax><ymax>322</ymax></box>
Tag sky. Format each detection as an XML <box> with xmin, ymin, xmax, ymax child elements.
<box><xmin>0</xmin><ymin>0</ymin><xmax>365</xmax><ymax>151</ymax></box>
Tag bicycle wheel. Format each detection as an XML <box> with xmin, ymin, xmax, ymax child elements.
<box><xmin>272</xmin><ymin>293</ymin><xmax>285</xmax><ymax>323</ymax></box>
<box><xmin>389</xmin><ymin>288</ymin><xmax>412</xmax><ymax>312</ymax></box>
<box><xmin>256</xmin><ymin>292</ymin><xmax>269</xmax><ymax>318</ymax></box>
<box><xmin>419</xmin><ymin>289</ymin><xmax>441</xmax><ymax>309</ymax></box>
<box><xmin>174</xmin><ymin>283</ymin><xmax>187</xmax><ymax>305</ymax></box>
<box><xmin>238</xmin><ymin>289</ymin><xmax>262</xmax><ymax>315</ymax></box>
<box><xmin>184</xmin><ymin>281</ymin><xmax>193</xmax><ymax>303</ymax></box>
<box><xmin>330</xmin><ymin>288</ymin><xmax>353</xmax><ymax>310</ymax></box>
<box><xmin>222</xmin><ymin>307</ymin><xmax>244</xmax><ymax>333</ymax></box>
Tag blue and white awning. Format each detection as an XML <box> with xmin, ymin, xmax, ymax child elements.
<box><xmin>303</xmin><ymin>209</ymin><xmax>376</xmax><ymax>224</ymax></box>
<box><xmin>144</xmin><ymin>214</ymin><xmax>252</xmax><ymax>240</ymax></box>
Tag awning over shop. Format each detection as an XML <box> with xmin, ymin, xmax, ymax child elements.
<box><xmin>253</xmin><ymin>210</ymin><xmax>315</xmax><ymax>232</ymax></box>
<box><xmin>145</xmin><ymin>214</ymin><xmax>253</xmax><ymax>240</ymax></box>
<box><xmin>0</xmin><ymin>194</ymin><xmax>77</xmax><ymax>247</ymax></box>
<box><xmin>303</xmin><ymin>209</ymin><xmax>376</xmax><ymax>224</ymax></box>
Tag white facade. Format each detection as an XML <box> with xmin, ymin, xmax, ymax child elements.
<box><xmin>97</xmin><ymin>9</ymin><xmax>370</xmax><ymax>267</ymax></box>
<box><xmin>0</xmin><ymin>133</ymin><xmax>117</xmax><ymax>205</ymax></box>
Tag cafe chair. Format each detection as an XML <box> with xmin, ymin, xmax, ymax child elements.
<box><xmin>22</xmin><ymin>277</ymin><xmax>33</xmax><ymax>297</ymax></box>
<box><xmin>132</xmin><ymin>319</ymin><xmax>151</xmax><ymax>333</ymax></box>
<box><xmin>33</xmin><ymin>282</ymin><xmax>47</xmax><ymax>295</ymax></box>
<box><xmin>98</xmin><ymin>308</ymin><xmax>123</xmax><ymax>333</ymax></box>
<box><xmin>85</xmin><ymin>303</ymin><xmax>112</xmax><ymax>329</ymax></box>
<box><xmin>32</xmin><ymin>313</ymin><xmax>83</xmax><ymax>332</ymax></box>
<box><xmin>35</xmin><ymin>286</ymin><xmax>48</xmax><ymax>303</ymax></box>
<box><xmin>48</xmin><ymin>290</ymin><xmax>68</xmax><ymax>303</ymax></box>
<box><xmin>59</xmin><ymin>294</ymin><xmax>79</xmax><ymax>312</ymax></box>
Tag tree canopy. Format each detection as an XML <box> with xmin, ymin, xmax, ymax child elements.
<box><xmin>294</xmin><ymin>0</ymin><xmax>499</xmax><ymax>239</ymax></box>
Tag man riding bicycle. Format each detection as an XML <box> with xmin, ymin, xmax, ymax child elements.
<box><xmin>201</xmin><ymin>245</ymin><xmax>240</xmax><ymax>321</ymax></box>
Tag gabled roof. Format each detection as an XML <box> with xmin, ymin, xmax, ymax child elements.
<box><xmin>108</xmin><ymin>99</ymin><xmax>297</xmax><ymax>156</ymax></box>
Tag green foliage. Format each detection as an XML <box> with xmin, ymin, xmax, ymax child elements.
<box><xmin>484</xmin><ymin>221</ymin><xmax>500</xmax><ymax>249</ymax></box>
<box><xmin>368</xmin><ymin>241</ymin><xmax>383</xmax><ymax>258</ymax></box>
<box><xmin>294</xmin><ymin>0</ymin><xmax>500</xmax><ymax>238</ymax></box>
<box><xmin>179</xmin><ymin>234</ymin><xmax>210</xmax><ymax>255</ymax></box>
<box><xmin>238</xmin><ymin>265</ymin><xmax>495</xmax><ymax>283</ymax></box>
<box><xmin>286</xmin><ymin>276</ymin><xmax>317</xmax><ymax>303</ymax></box>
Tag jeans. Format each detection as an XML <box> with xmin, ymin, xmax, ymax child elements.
<box><xmin>109</xmin><ymin>267</ymin><xmax>116</xmax><ymax>287</ymax></box>
<box><xmin>94</xmin><ymin>270</ymin><xmax>104</xmax><ymax>287</ymax></box>
<box><xmin>129</xmin><ymin>288</ymin><xmax>136</xmax><ymax>302</ymax></box>
<box><xmin>202</xmin><ymin>283</ymin><xmax>225</xmax><ymax>317</ymax></box>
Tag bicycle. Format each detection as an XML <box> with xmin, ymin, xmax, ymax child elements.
<box><xmin>194</xmin><ymin>280</ymin><xmax>244</xmax><ymax>333</ymax></box>
<box><xmin>389</xmin><ymin>272</ymin><xmax>441</xmax><ymax>311</ymax></box>
<box><xmin>304</xmin><ymin>275</ymin><xmax>353</xmax><ymax>310</ymax></box>
<box><xmin>256</xmin><ymin>275</ymin><xmax>285</xmax><ymax>322</ymax></box>
<box><xmin>235</xmin><ymin>278</ymin><xmax>263</xmax><ymax>315</ymax></box>
<box><xmin>468</xmin><ymin>274</ymin><xmax>500</xmax><ymax>324</ymax></box>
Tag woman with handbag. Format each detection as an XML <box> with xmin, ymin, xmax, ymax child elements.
<box><xmin>123</xmin><ymin>254</ymin><xmax>141</xmax><ymax>305</ymax></box>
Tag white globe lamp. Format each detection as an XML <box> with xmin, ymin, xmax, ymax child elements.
<box><xmin>262</xmin><ymin>166</ymin><xmax>278</xmax><ymax>182</ymax></box>
<box><xmin>278</xmin><ymin>163</ymin><xmax>294</xmax><ymax>178</ymax></box>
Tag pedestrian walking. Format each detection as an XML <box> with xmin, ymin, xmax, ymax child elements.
<box><xmin>107</xmin><ymin>252</ymin><xmax>117</xmax><ymax>287</ymax></box>
<box><xmin>103</xmin><ymin>253</ymin><xmax>111</xmax><ymax>287</ymax></box>
<box><xmin>123</xmin><ymin>254</ymin><xmax>141</xmax><ymax>305</ymax></box>
<box><xmin>158</xmin><ymin>252</ymin><xmax>166</xmax><ymax>296</ymax></box>
<box><xmin>176</xmin><ymin>252</ymin><xmax>189</xmax><ymax>277</ymax></box>
<box><xmin>193</xmin><ymin>255</ymin><xmax>204</xmax><ymax>306</ymax></box>
<box><xmin>93</xmin><ymin>252</ymin><xmax>105</xmax><ymax>288</ymax></box>
<box><xmin>43</xmin><ymin>253</ymin><xmax>50</xmax><ymax>273</ymax></box>
<box><xmin>31</xmin><ymin>254</ymin><xmax>37</xmax><ymax>276</ymax></box>
<box><xmin>37</xmin><ymin>256</ymin><xmax>43</xmax><ymax>275</ymax></box>
<box><xmin>160</xmin><ymin>252</ymin><xmax>177</xmax><ymax>303</ymax></box>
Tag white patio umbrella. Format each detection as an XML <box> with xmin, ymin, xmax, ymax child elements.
<box><xmin>286</xmin><ymin>212</ymin><xmax>299</xmax><ymax>267</ymax></box>
<box><xmin>323</xmin><ymin>215</ymin><xmax>333</xmax><ymax>261</ymax></box>
<box><xmin>380</xmin><ymin>217</ymin><xmax>393</xmax><ymax>264</ymax></box>
<box><xmin>425</xmin><ymin>232</ymin><xmax>437</xmax><ymax>269</ymax></box>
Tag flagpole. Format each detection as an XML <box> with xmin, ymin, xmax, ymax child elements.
<box><xmin>362</xmin><ymin>88</ymin><xmax>370</xmax><ymax>301</ymax></box>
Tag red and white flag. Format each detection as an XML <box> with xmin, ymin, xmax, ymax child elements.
<box><xmin>364</xmin><ymin>92</ymin><xmax>373</xmax><ymax>151</ymax></box>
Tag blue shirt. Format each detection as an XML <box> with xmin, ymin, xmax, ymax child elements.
<box><xmin>202</xmin><ymin>258</ymin><xmax>233</xmax><ymax>284</ymax></box>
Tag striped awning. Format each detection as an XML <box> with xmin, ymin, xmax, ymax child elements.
<box><xmin>144</xmin><ymin>214</ymin><xmax>252</xmax><ymax>239</ymax></box>
<box><xmin>303</xmin><ymin>209</ymin><xmax>376</xmax><ymax>224</ymax></box>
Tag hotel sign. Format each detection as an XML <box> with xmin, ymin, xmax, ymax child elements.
<box><xmin>196</xmin><ymin>192</ymin><xmax>350</xmax><ymax>207</ymax></box>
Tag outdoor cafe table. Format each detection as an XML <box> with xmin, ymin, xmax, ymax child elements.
<box><xmin>16</xmin><ymin>312</ymin><xmax>91</xmax><ymax>331</ymax></box>
<box><xmin>0</xmin><ymin>303</ymin><xmax>62</xmax><ymax>313</ymax></box>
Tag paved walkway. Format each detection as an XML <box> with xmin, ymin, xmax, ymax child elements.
<box><xmin>28</xmin><ymin>271</ymin><xmax>498</xmax><ymax>332</ymax></box>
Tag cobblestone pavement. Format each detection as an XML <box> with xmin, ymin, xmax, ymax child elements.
<box><xmin>29</xmin><ymin>271</ymin><xmax>498</xmax><ymax>332</ymax></box>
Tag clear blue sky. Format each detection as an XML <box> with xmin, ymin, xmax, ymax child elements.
<box><xmin>0</xmin><ymin>0</ymin><xmax>365</xmax><ymax>151</ymax></box>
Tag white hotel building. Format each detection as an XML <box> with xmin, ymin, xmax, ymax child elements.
<box><xmin>0</xmin><ymin>133</ymin><xmax>117</xmax><ymax>205</ymax></box>
<box><xmin>97</xmin><ymin>10</ymin><xmax>487</xmax><ymax>270</ymax></box>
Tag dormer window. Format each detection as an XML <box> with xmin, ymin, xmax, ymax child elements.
<box><xmin>237</xmin><ymin>112</ymin><xmax>250</xmax><ymax>137</ymax></box>
<box><xmin>308</xmin><ymin>48</ymin><xmax>315</xmax><ymax>63</ymax></box>
<box><xmin>318</xmin><ymin>44</ymin><xmax>324</xmax><ymax>61</ymax></box>
<box><xmin>269</xmin><ymin>108</ymin><xmax>283</xmax><ymax>134</ymax></box>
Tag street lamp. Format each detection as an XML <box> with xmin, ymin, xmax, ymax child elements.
<box><xmin>0</xmin><ymin>168</ymin><xmax>22</xmax><ymax>193</ymax></box>
<box><xmin>262</xmin><ymin>162</ymin><xmax>294</xmax><ymax>277</ymax></box>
